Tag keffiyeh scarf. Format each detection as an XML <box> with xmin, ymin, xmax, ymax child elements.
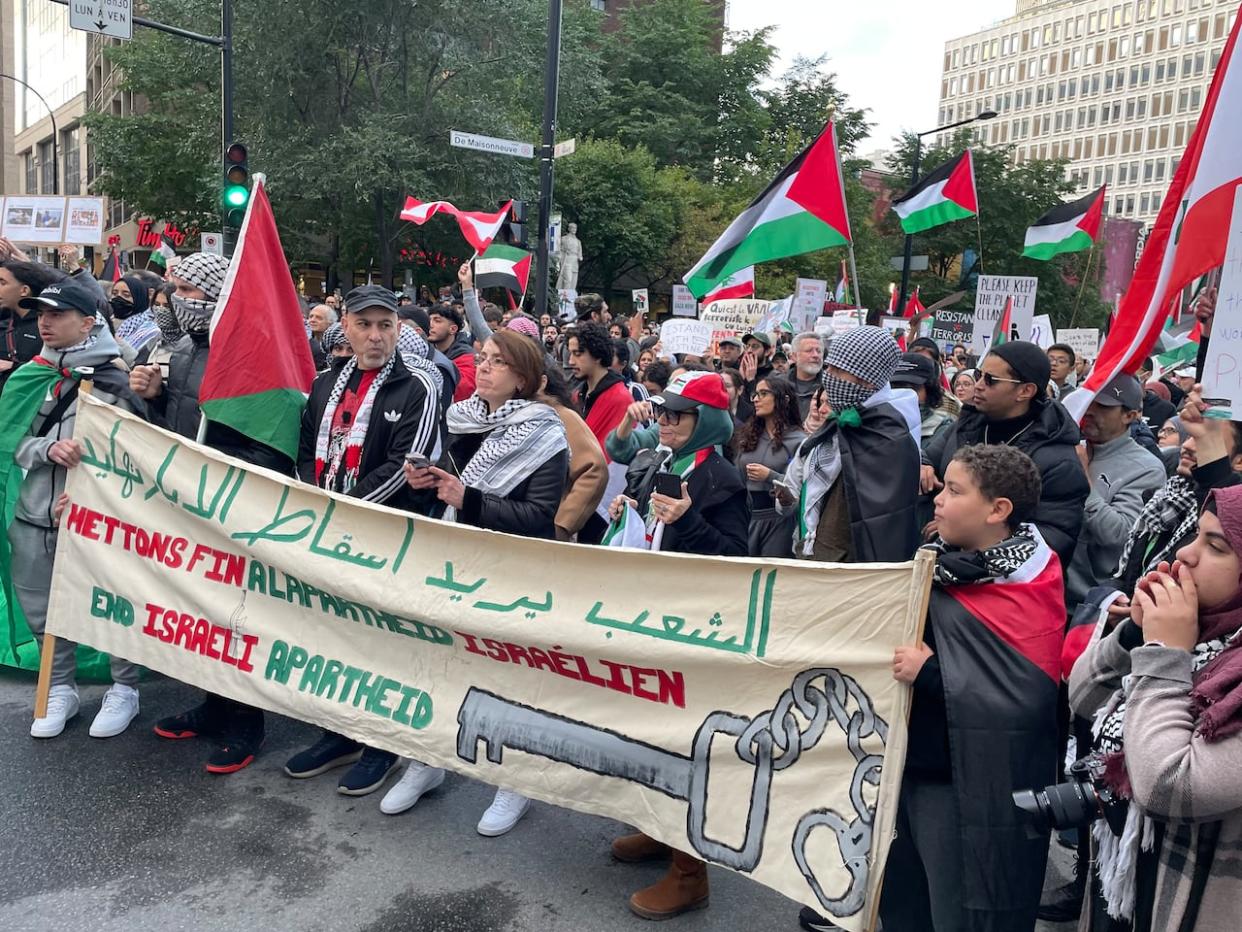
<box><xmin>922</xmin><ymin>526</ymin><xmax>1040</xmax><ymax>587</ymax></box>
<box><xmin>1115</xmin><ymin>475</ymin><xmax>1198</xmax><ymax>582</ymax></box>
<box><xmin>443</xmin><ymin>396</ymin><xmax>567</xmax><ymax>522</ymax></box>
<box><xmin>396</xmin><ymin>327</ymin><xmax>444</xmax><ymax>396</ymax></box>
<box><xmin>313</xmin><ymin>355</ymin><xmax>395</xmax><ymax>492</ymax></box>
<box><xmin>116</xmin><ymin>310</ymin><xmax>160</xmax><ymax>351</ymax></box>
<box><xmin>781</xmin><ymin>408</ymin><xmax>861</xmax><ymax>557</ymax></box>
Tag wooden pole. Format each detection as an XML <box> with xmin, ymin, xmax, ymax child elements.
<box><xmin>33</xmin><ymin>376</ymin><xmax>93</xmax><ymax>720</ymax></box>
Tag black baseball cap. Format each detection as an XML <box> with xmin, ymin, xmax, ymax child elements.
<box><xmin>1094</xmin><ymin>374</ymin><xmax>1143</xmax><ymax>410</ymax></box>
<box><xmin>891</xmin><ymin>352</ymin><xmax>937</xmax><ymax>388</ymax></box>
<box><xmin>343</xmin><ymin>284</ymin><xmax>399</xmax><ymax>314</ymax></box>
<box><xmin>20</xmin><ymin>280</ymin><xmax>97</xmax><ymax>316</ymax></box>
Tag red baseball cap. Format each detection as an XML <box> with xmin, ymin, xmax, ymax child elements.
<box><xmin>650</xmin><ymin>371</ymin><xmax>730</xmax><ymax>411</ymax></box>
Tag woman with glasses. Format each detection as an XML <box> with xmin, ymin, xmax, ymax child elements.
<box><xmin>951</xmin><ymin>368</ymin><xmax>980</xmax><ymax>404</ymax></box>
<box><xmin>735</xmin><ymin>378</ymin><xmax>805</xmax><ymax>557</ymax></box>
<box><xmin>403</xmin><ymin>329</ymin><xmax>569</xmax><ymax>838</ymax></box>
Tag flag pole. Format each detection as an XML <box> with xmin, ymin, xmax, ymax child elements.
<box><xmin>847</xmin><ymin>242</ymin><xmax>862</xmax><ymax>312</ymax></box>
<box><xmin>1069</xmin><ymin>244</ymin><xmax>1096</xmax><ymax>328</ymax></box>
<box><xmin>974</xmin><ymin>213</ymin><xmax>986</xmax><ymax>278</ymax></box>
<box><xmin>827</xmin><ymin>119</ymin><xmax>865</xmax><ymax>313</ymax></box>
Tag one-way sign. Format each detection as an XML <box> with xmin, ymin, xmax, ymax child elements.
<box><xmin>70</xmin><ymin>0</ymin><xmax>133</xmax><ymax>40</ymax></box>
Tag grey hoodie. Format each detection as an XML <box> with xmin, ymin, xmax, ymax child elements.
<box><xmin>14</xmin><ymin>320</ymin><xmax>140</xmax><ymax>527</ymax></box>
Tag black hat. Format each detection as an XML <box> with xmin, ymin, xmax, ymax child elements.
<box><xmin>1094</xmin><ymin>374</ymin><xmax>1143</xmax><ymax>411</ymax></box>
<box><xmin>344</xmin><ymin>284</ymin><xmax>399</xmax><ymax>314</ymax></box>
<box><xmin>399</xmin><ymin>305</ymin><xmax>431</xmax><ymax>334</ymax></box>
<box><xmin>909</xmin><ymin>336</ymin><xmax>941</xmax><ymax>359</ymax></box>
<box><xmin>891</xmin><ymin>352</ymin><xmax>937</xmax><ymax>387</ymax></box>
<box><xmin>989</xmin><ymin>340</ymin><xmax>1052</xmax><ymax>394</ymax></box>
<box><xmin>20</xmin><ymin>280</ymin><xmax>98</xmax><ymax>316</ymax></box>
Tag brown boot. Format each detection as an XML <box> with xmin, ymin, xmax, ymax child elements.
<box><xmin>628</xmin><ymin>850</ymin><xmax>709</xmax><ymax>920</ymax></box>
<box><xmin>612</xmin><ymin>831</ymin><xmax>672</xmax><ymax>864</ymax></box>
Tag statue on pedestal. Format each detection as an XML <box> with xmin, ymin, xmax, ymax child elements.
<box><xmin>556</xmin><ymin>222</ymin><xmax>582</xmax><ymax>292</ymax></box>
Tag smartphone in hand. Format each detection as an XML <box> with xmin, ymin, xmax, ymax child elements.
<box><xmin>405</xmin><ymin>452</ymin><xmax>432</xmax><ymax>469</ymax></box>
<box><xmin>653</xmin><ymin>472</ymin><xmax>683</xmax><ymax>499</ymax></box>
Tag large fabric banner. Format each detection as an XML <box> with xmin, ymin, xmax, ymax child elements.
<box><xmin>47</xmin><ymin>396</ymin><xmax>931</xmax><ymax>930</ymax></box>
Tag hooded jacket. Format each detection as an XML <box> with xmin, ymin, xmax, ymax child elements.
<box><xmin>575</xmin><ymin>370</ymin><xmax>633</xmax><ymax>458</ymax></box>
<box><xmin>13</xmin><ymin>323</ymin><xmax>142</xmax><ymax>527</ymax></box>
<box><xmin>0</xmin><ymin>307</ymin><xmax>42</xmax><ymax>387</ymax></box>
<box><xmin>443</xmin><ymin>332</ymin><xmax>476</xmax><ymax>401</ymax></box>
<box><xmin>923</xmin><ymin>396</ymin><xmax>1090</xmax><ymax>566</ymax></box>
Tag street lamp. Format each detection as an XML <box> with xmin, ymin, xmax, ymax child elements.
<box><xmin>897</xmin><ymin>109</ymin><xmax>998</xmax><ymax>313</ymax></box>
<box><xmin>0</xmin><ymin>73</ymin><xmax>58</xmax><ymax>195</ymax></box>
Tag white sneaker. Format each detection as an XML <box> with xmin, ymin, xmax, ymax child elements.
<box><xmin>379</xmin><ymin>761</ymin><xmax>445</xmax><ymax>815</ymax></box>
<box><xmin>30</xmin><ymin>685</ymin><xmax>80</xmax><ymax>739</ymax></box>
<box><xmin>476</xmin><ymin>788</ymin><xmax>530</xmax><ymax>837</ymax></box>
<box><xmin>89</xmin><ymin>684</ymin><xmax>140</xmax><ymax>738</ymax></box>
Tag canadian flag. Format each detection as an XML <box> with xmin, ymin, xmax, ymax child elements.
<box><xmin>1065</xmin><ymin>11</ymin><xmax>1242</xmax><ymax>418</ymax></box>
<box><xmin>399</xmin><ymin>197</ymin><xmax>511</xmax><ymax>254</ymax></box>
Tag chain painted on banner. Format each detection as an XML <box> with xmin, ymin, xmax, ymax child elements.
<box><xmin>455</xmin><ymin>666</ymin><xmax>886</xmax><ymax>921</ymax></box>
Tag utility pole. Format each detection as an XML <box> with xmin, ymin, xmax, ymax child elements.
<box><xmin>532</xmin><ymin>0</ymin><xmax>564</xmax><ymax>318</ymax></box>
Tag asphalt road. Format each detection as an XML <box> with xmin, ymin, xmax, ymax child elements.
<box><xmin>0</xmin><ymin>670</ymin><xmax>1076</xmax><ymax>932</ymax></box>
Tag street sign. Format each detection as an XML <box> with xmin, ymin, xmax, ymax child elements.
<box><xmin>449</xmin><ymin>130</ymin><xmax>533</xmax><ymax>159</ymax></box>
<box><xmin>69</xmin><ymin>0</ymin><xmax>133</xmax><ymax>40</ymax></box>
<box><xmin>200</xmin><ymin>232</ymin><xmax>223</xmax><ymax>255</ymax></box>
<box><xmin>554</xmin><ymin>138</ymin><xmax>577</xmax><ymax>159</ymax></box>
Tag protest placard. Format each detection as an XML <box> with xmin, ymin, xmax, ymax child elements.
<box><xmin>1055</xmin><ymin>328</ymin><xmax>1101</xmax><ymax>360</ymax></box>
<box><xmin>659</xmin><ymin>319</ymin><xmax>713</xmax><ymax>357</ymax></box>
<box><xmin>3</xmin><ymin>195</ymin><xmax>66</xmax><ymax>245</ymax></box>
<box><xmin>879</xmin><ymin>316</ymin><xmax>909</xmax><ymax>340</ymax></box>
<box><xmin>972</xmin><ymin>275</ymin><xmax>1039</xmax><ymax>353</ymax></box>
<box><xmin>791</xmin><ymin>278</ymin><xmax>828</xmax><ymax>332</ymax></box>
<box><xmin>47</xmin><ymin>395</ymin><xmax>932</xmax><ymax>930</ymax></box>
<box><xmin>671</xmin><ymin>284</ymin><xmax>697</xmax><ymax>318</ymax></box>
<box><xmin>701</xmin><ymin>298</ymin><xmax>772</xmax><ymax>354</ymax></box>
<box><xmin>832</xmin><ymin>308</ymin><xmax>867</xmax><ymax>334</ymax></box>
<box><xmin>753</xmin><ymin>296</ymin><xmax>792</xmax><ymax>335</ymax></box>
<box><xmin>1030</xmin><ymin>314</ymin><xmax>1054</xmax><ymax>349</ymax></box>
<box><xmin>632</xmin><ymin>288</ymin><xmax>649</xmax><ymax>316</ymax></box>
<box><xmin>1201</xmin><ymin>187</ymin><xmax>1242</xmax><ymax>418</ymax></box>
<box><xmin>64</xmin><ymin>197</ymin><xmax>106</xmax><ymax>245</ymax></box>
<box><xmin>928</xmin><ymin>309</ymin><xmax>974</xmax><ymax>351</ymax></box>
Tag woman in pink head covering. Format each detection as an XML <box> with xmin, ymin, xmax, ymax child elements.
<box><xmin>505</xmin><ymin>315</ymin><xmax>540</xmax><ymax>342</ymax></box>
<box><xmin>1069</xmin><ymin>483</ymin><xmax>1242</xmax><ymax>931</ymax></box>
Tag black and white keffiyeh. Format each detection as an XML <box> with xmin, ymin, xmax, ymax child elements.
<box><xmin>1114</xmin><ymin>475</ymin><xmax>1198</xmax><ymax>582</ymax></box>
<box><xmin>923</xmin><ymin>525</ymin><xmax>1040</xmax><ymax>587</ymax></box>
<box><xmin>444</xmin><ymin>396</ymin><xmax>567</xmax><ymax>521</ymax></box>
<box><xmin>396</xmin><ymin>326</ymin><xmax>444</xmax><ymax>396</ymax></box>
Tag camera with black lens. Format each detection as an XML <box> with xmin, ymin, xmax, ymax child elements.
<box><xmin>1012</xmin><ymin>753</ymin><xmax>1128</xmax><ymax>837</ymax></box>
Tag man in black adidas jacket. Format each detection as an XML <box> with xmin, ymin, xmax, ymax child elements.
<box><xmin>286</xmin><ymin>284</ymin><xmax>443</xmax><ymax>797</ymax></box>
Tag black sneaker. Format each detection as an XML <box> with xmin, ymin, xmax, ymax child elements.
<box><xmin>1037</xmin><ymin>876</ymin><xmax>1086</xmax><ymax>923</ymax></box>
<box><xmin>284</xmin><ymin>731</ymin><xmax>363</xmax><ymax>778</ymax></box>
<box><xmin>338</xmin><ymin>747</ymin><xmax>399</xmax><ymax>796</ymax></box>
<box><xmin>797</xmin><ymin>907</ymin><xmax>839</xmax><ymax>932</ymax></box>
<box><xmin>206</xmin><ymin>733</ymin><xmax>263</xmax><ymax>774</ymax></box>
<box><xmin>153</xmin><ymin>701</ymin><xmax>223</xmax><ymax>740</ymax></box>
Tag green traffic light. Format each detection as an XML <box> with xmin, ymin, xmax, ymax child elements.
<box><xmin>224</xmin><ymin>184</ymin><xmax>249</xmax><ymax>208</ymax></box>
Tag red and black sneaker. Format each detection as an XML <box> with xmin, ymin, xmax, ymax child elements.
<box><xmin>153</xmin><ymin>701</ymin><xmax>222</xmax><ymax>740</ymax></box>
<box><xmin>206</xmin><ymin>735</ymin><xmax>263</xmax><ymax>775</ymax></box>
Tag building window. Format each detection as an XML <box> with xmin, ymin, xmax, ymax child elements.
<box><xmin>589</xmin><ymin>0</ymin><xmax>604</xmax><ymax>10</ymax></box>
<box><xmin>63</xmin><ymin>127</ymin><xmax>81</xmax><ymax>196</ymax></box>
<box><xmin>38</xmin><ymin>141</ymin><xmax>54</xmax><ymax>193</ymax></box>
<box><xmin>24</xmin><ymin>152</ymin><xmax>36</xmax><ymax>194</ymax></box>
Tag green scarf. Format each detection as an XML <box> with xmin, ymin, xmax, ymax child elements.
<box><xmin>0</xmin><ymin>361</ymin><xmax>112</xmax><ymax>679</ymax></box>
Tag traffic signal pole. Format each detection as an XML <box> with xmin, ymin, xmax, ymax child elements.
<box><xmin>532</xmin><ymin>0</ymin><xmax>564</xmax><ymax>318</ymax></box>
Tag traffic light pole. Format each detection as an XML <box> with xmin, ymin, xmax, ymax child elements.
<box><xmin>532</xmin><ymin>0</ymin><xmax>564</xmax><ymax>318</ymax></box>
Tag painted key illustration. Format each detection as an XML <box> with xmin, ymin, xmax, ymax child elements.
<box><xmin>456</xmin><ymin>666</ymin><xmax>886</xmax><ymax>919</ymax></box>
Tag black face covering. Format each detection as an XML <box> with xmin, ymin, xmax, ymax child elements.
<box><xmin>110</xmin><ymin>296</ymin><xmax>136</xmax><ymax>320</ymax></box>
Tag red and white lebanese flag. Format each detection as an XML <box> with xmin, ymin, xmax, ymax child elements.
<box><xmin>399</xmin><ymin>197</ymin><xmax>511</xmax><ymax>254</ymax></box>
<box><xmin>1065</xmin><ymin>12</ymin><xmax>1242</xmax><ymax>420</ymax></box>
<box><xmin>701</xmin><ymin>266</ymin><xmax>755</xmax><ymax>306</ymax></box>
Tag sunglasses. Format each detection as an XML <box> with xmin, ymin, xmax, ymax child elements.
<box><xmin>981</xmin><ymin>372</ymin><xmax>1023</xmax><ymax>387</ymax></box>
<box><xmin>652</xmin><ymin>404</ymin><xmax>682</xmax><ymax>426</ymax></box>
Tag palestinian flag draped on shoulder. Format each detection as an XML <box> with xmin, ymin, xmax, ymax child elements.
<box><xmin>198</xmin><ymin>176</ymin><xmax>316</xmax><ymax>460</ymax></box>
<box><xmin>1065</xmin><ymin>10</ymin><xmax>1242</xmax><ymax>420</ymax></box>
<box><xmin>1022</xmin><ymin>186</ymin><xmax>1106</xmax><ymax>260</ymax></box>
<box><xmin>891</xmin><ymin>150</ymin><xmax>978</xmax><ymax>235</ymax></box>
<box><xmin>475</xmin><ymin>243</ymin><xmax>532</xmax><ymax>296</ymax></box>
<box><xmin>684</xmin><ymin>122</ymin><xmax>851</xmax><ymax>300</ymax></box>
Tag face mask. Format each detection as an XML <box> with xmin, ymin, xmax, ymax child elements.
<box><xmin>823</xmin><ymin>372</ymin><xmax>873</xmax><ymax>413</ymax></box>
<box><xmin>171</xmin><ymin>293</ymin><xmax>215</xmax><ymax>335</ymax></box>
<box><xmin>110</xmin><ymin>296</ymin><xmax>136</xmax><ymax>320</ymax></box>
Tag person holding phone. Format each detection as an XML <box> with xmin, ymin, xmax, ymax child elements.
<box><xmin>403</xmin><ymin>329</ymin><xmax>568</xmax><ymax>836</ymax></box>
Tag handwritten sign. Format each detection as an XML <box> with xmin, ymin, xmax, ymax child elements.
<box><xmin>48</xmin><ymin>396</ymin><xmax>931</xmax><ymax>930</ymax></box>
<box><xmin>701</xmin><ymin>299</ymin><xmax>772</xmax><ymax>356</ymax></box>
<box><xmin>1202</xmin><ymin>187</ymin><xmax>1242</xmax><ymax>418</ymax></box>
<box><xmin>1031</xmin><ymin>314</ymin><xmax>1054</xmax><ymax>350</ymax></box>
<box><xmin>659</xmin><ymin>319</ymin><xmax>713</xmax><ymax>357</ymax></box>
<box><xmin>791</xmin><ymin>279</ymin><xmax>829</xmax><ymax>332</ymax></box>
<box><xmin>972</xmin><ymin>275</ymin><xmax>1039</xmax><ymax>354</ymax></box>
<box><xmin>671</xmin><ymin>284</ymin><xmax>697</xmax><ymax>318</ymax></box>
<box><xmin>1056</xmin><ymin>328</ymin><xmax>1101</xmax><ymax>360</ymax></box>
<box><xmin>928</xmin><ymin>309</ymin><xmax>973</xmax><ymax>350</ymax></box>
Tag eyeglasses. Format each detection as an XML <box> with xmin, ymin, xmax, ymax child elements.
<box><xmin>652</xmin><ymin>404</ymin><xmax>681</xmax><ymax>425</ymax></box>
<box><xmin>981</xmin><ymin>372</ymin><xmax>1023</xmax><ymax>387</ymax></box>
<box><xmin>750</xmin><ymin>389</ymin><xmax>775</xmax><ymax>400</ymax></box>
<box><xmin>477</xmin><ymin>354</ymin><xmax>509</xmax><ymax>369</ymax></box>
<box><xmin>1157</xmin><ymin>425</ymin><xmax>1179</xmax><ymax>436</ymax></box>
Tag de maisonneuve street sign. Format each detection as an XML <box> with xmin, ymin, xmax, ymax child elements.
<box><xmin>449</xmin><ymin>130</ymin><xmax>534</xmax><ymax>159</ymax></box>
<box><xmin>69</xmin><ymin>0</ymin><xmax>133</xmax><ymax>40</ymax></box>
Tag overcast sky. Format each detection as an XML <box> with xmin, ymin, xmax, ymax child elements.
<box><xmin>729</xmin><ymin>0</ymin><xmax>1013</xmax><ymax>153</ymax></box>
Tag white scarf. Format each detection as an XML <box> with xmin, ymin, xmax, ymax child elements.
<box><xmin>313</xmin><ymin>354</ymin><xmax>395</xmax><ymax>492</ymax></box>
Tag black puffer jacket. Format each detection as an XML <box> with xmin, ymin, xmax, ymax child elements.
<box><xmin>622</xmin><ymin>449</ymin><xmax>749</xmax><ymax>557</ymax></box>
<box><xmin>144</xmin><ymin>331</ymin><xmax>292</xmax><ymax>473</ymax></box>
<box><xmin>0</xmin><ymin>308</ymin><xmax>41</xmax><ymax>389</ymax></box>
<box><xmin>445</xmin><ymin>431</ymin><xmax>568</xmax><ymax>539</ymax></box>
<box><xmin>924</xmin><ymin>397</ymin><xmax>1090</xmax><ymax>565</ymax></box>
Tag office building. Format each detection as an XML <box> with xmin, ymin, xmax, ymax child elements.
<box><xmin>938</xmin><ymin>0</ymin><xmax>1236</xmax><ymax>229</ymax></box>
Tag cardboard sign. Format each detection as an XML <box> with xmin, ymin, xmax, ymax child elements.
<box><xmin>64</xmin><ymin>197</ymin><xmax>106</xmax><ymax>245</ymax></box>
<box><xmin>791</xmin><ymin>279</ymin><xmax>829</xmax><ymax>333</ymax></box>
<box><xmin>972</xmin><ymin>275</ymin><xmax>1039</xmax><ymax>353</ymax></box>
<box><xmin>671</xmin><ymin>284</ymin><xmax>697</xmax><ymax>318</ymax></box>
<box><xmin>1055</xmin><ymin>328</ymin><xmax>1101</xmax><ymax>360</ymax></box>
<box><xmin>2</xmin><ymin>196</ymin><xmax>66</xmax><ymax>245</ymax></box>
<box><xmin>659</xmin><ymin>319</ymin><xmax>713</xmax><ymax>357</ymax></box>
<box><xmin>1201</xmin><ymin>187</ymin><xmax>1242</xmax><ymax>418</ymax></box>
<box><xmin>928</xmin><ymin>309</ymin><xmax>974</xmax><ymax>351</ymax></box>
<box><xmin>1030</xmin><ymin>314</ymin><xmax>1054</xmax><ymax>350</ymax></box>
<box><xmin>46</xmin><ymin>396</ymin><xmax>931</xmax><ymax>930</ymax></box>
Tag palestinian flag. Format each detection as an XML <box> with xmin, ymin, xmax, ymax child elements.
<box><xmin>701</xmin><ymin>266</ymin><xmax>755</xmax><ymax>307</ymax></box>
<box><xmin>684</xmin><ymin>122</ymin><xmax>851</xmax><ymax>299</ymax></box>
<box><xmin>199</xmin><ymin>176</ymin><xmax>316</xmax><ymax>460</ymax></box>
<box><xmin>990</xmin><ymin>296</ymin><xmax>1015</xmax><ymax>348</ymax></box>
<box><xmin>475</xmin><ymin>243</ymin><xmax>532</xmax><ymax>295</ymax></box>
<box><xmin>891</xmin><ymin>150</ymin><xmax>978</xmax><ymax>235</ymax></box>
<box><xmin>100</xmin><ymin>246</ymin><xmax>125</xmax><ymax>282</ymax></box>
<box><xmin>834</xmin><ymin>260</ymin><xmax>848</xmax><ymax>302</ymax></box>
<box><xmin>400</xmin><ymin>197</ymin><xmax>511</xmax><ymax>254</ymax></box>
<box><xmin>1022</xmin><ymin>186</ymin><xmax>1107</xmax><ymax>260</ymax></box>
<box><xmin>1153</xmin><ymin>302</ymin><xmax>1201</xmax><ymax>376</ymax></box>
<box><xmin>1066</xmin><ymin>10</ymin><xmax>1242</xmax><ymax>420</ymax></box>
<box><xmin>150</xmin><ymin>232</ymin><xmax>177</xmax><ymax>270</ymax></box>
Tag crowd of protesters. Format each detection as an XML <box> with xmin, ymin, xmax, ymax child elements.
<box><xmin>1</xmin><ymin>236</ymin><xmax>1239</xmax><ymax>932</ymax></box>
